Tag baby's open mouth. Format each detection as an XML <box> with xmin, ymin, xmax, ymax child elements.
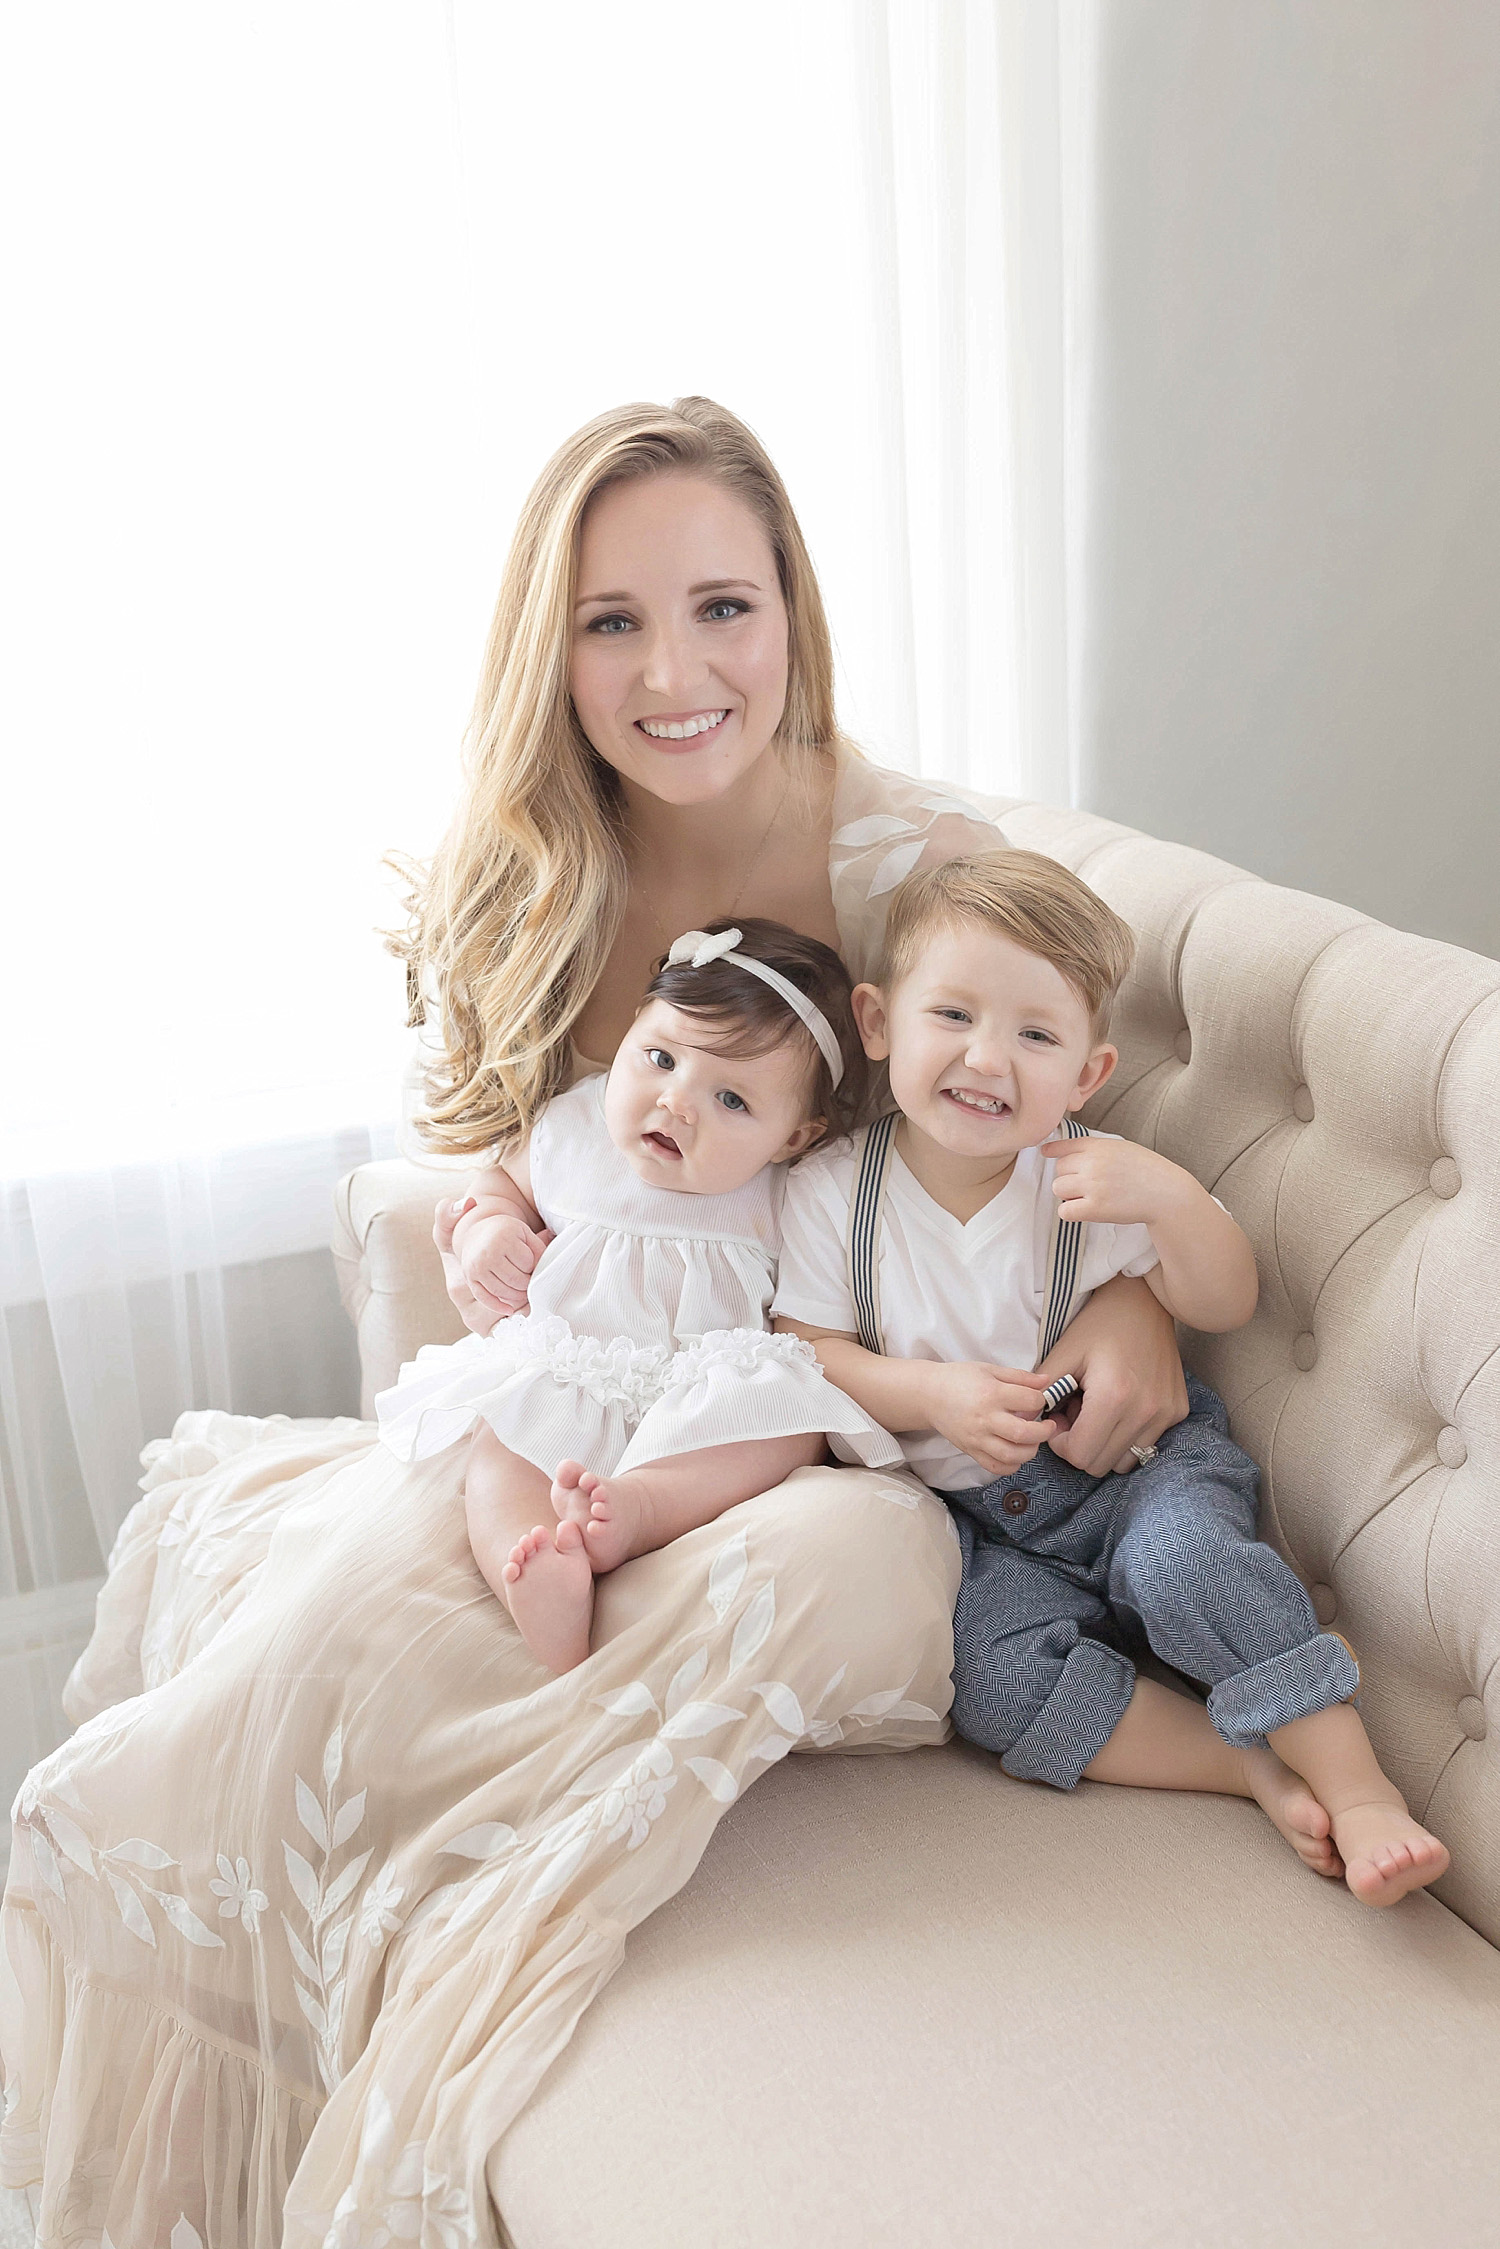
<box><xmin>643</xmin><ymin>1129</ymin><xmax>683</xmax><ymax>1157</ymax></box>
<box><xmin>942</xmin><ymin>1088</ymin><xmax>1011</xmax><ymax>1117</ymax></box>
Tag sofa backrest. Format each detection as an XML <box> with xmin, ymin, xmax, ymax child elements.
<box><xmin>979</xmin><ymin>794</ymin><xmax>1499</xmax><ymax>1944</ymax></box>
<box><xmin>335</xmin><ymin>791</ymin><xmax>1499</xmax><ymax>1946</ymax></box>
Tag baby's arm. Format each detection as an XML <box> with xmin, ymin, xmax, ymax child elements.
<box><xmin>774</xmin><ymin>1319</ymin><xmax>1056</xmax><ymax>1480</ymax></box>
<box><xmin>1038</xmin><ymin>1137</ymin><xmax>1257</xmax><ymax>1333</ymax></box>
<box><xmin>448</xmin><ymin>1147</ymin><xmax>555</xmax><ymax>1322</ymax></box>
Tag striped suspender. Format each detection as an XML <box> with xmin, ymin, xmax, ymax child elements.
<box><xmin>845</xmin><ymin>1112</ymin><xmax>1090</xmax><ymax>1417</ymax></box>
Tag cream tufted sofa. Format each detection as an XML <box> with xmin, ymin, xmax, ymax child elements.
<box><xmin>332</xmin><ymin>795</ymin><xmax>1500</xmax><ymax>2247</ymax></box>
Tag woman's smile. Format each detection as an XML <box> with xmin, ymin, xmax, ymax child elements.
<box><xmin>634</xmin><ymin>707</ymin><xmax>732</xmax><ymax>746</ymax></box>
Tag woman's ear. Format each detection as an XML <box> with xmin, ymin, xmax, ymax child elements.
<box><xmin>1067</xmin><ymin>1042</ymin><xmax>1118</xmax><ymax>1111</ymax></box>
<box><xmin>850</xmin><ymin>982</ymin><xmax>891</xmax><ymax>1061</ymax></box>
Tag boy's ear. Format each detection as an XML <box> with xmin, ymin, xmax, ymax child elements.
<box><xmin>1067</xmin><ymin>1042</ymin><xmax>1118</xmax><ymax>1111</ymax></box>
<box><xmin>850</xmin><ymin>982</ymin><xmax>891</xmax><ymax>1061</ymax></box>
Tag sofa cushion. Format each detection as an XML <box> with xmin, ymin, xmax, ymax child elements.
<box><xmin>490</xmin><ymin>1741</ymin><xmax>1500</xmax><ymax>2247</ymax></box>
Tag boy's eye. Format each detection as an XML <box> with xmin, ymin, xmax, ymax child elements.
<box><xmin>934</xmin><ymin>1007</ymin><xmax>971</xmax><ymax>1024</ymax></box>
<box><xmin>717</xmin><ymin>1089</ymin><xmax>749</xmax><ymax>1113</ymax></box>
<box><xmin>1020</xmin><ymin>1028</ymin><xmax>1057</xmax><ymax>1045</ymax></box>
<box><xmin>646</xmin><ymin>1047</ymin><xmax>674</xmax><ymax>1071</ymax></box>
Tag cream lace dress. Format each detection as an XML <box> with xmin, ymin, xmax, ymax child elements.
<box><xmin>374</xmin><ymin>1073</ymin><xmax>901</xmax><ymax>1476</ymax></box>
<box><xmin>0</xmin><ymin>753</ymin><xmax>1005</xmax><ymax>2249</ymax></box>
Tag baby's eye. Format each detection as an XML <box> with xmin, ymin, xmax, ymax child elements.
<box><xmin>587</xmin><ymin>613</ymin><xmax>634</xmax><ymax>635</ymax></box>
<box><xmin>646</xmin><ymin>1047</ymin><xmax>675</xmax><ymax>1071</ymax></box>
<box><xmin>717</xmin><ymin>1089</ymin><xmax>750</xmax><ymax>1113</ymax></box>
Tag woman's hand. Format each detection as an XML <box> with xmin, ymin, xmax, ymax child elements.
<box><xmin>1034</xmin><ymin>1273</ymin><xmax>1188</xmax><ymax>1476</ymax></box>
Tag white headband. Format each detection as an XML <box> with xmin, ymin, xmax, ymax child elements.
<box><xmin>664</xmin><ymin>928</ymin><xmax>845</xmax><ymax>1089</ymax></box>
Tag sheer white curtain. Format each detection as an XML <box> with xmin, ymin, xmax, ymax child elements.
<box><xmin>1</xmin><ymin>1</ymin><xmax>1089</xmax><ymax>1815</ymax></box>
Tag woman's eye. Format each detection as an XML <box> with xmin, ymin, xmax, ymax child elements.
<box><xmin>588</xmin><ymin>613</ymin><xmax>634</xmax><ymax>635</ymax></box>
<box><xmin>646</xmin><ymin>1048</ymin><xmax>674</xmax><ymax>1071</ymax></box>
<box><xmin>717</xmin><ymin>1089</ymin><xmax>749</xmax><ymax>1113</ymax></box>
<box><xmin>703</xmin><ymin>598</ymin><xmax>748</xmax><ymax>622</ymax></box>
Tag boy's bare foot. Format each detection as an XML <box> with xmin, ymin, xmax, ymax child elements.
<box><xmin>1236</xmin><ymin>1745</ymin><xmax>1343</xmax><ymax>1878</ymax></box>
<box><xmin>550</xmin><ymin>1458</ymin><xmax>647</xmax><ymax>1574</ymax></box>
<box><xmin>500</xmin><ymin>1519</ymin><xmax>593</xmax><ymax>1672</ymax></box>
<box><xmin>1329</xmin><ymin>1795</ymin><xmax>1450</xmax><ymax>1907</ymax></box>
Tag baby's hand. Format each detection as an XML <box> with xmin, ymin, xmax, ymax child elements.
<box><xmin>1038</xmin><ymin>1135</ymin><xmax>1194</xmax><ymax>1229</ymax></box>
<box><xmin>924</xmin><ymin>1362</ymin><xmax>1056</xmax><ymax>1478</ymax></box>
<box><xmin>456</xmin><ymin>1213</ymin><xmax>555</xmax><ymax>1321</ymax></box>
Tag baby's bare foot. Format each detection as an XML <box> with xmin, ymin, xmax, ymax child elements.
<box><xmin>1330</xmin><ymin>1795</ymin><xmax>1450</xmax><ymax>1907</ymax></box>
<box><xmin>500</xmin><ymin>1520</ymin><xmax>593</xmax><ymax>1672</ymax></box>
<box><xmin>1237</xmin><ymin>1745</ymin><xmax>1343</xmax><ymax>1878</ymax></box>
<box><xmin>550</xmin><ymin>1458</ymin><xmax>589</xmax><ymax>1525</ymax></box>
<box><xmin>577</xmin><ymin>1470</ymin><xmax>648</xmax><ymax>1573</ymax></box>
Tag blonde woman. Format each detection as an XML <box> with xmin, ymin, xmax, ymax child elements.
<box><xmin>2</xmin><ymin>399</ymin><xmax>1189</xmax><ymax>2246</ymax></box>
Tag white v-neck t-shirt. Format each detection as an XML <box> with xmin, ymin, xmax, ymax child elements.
<box><xmin>772</xmin><ymin>1133</ymin><xmax>1160</xmax><ymax>1492</ymax></box>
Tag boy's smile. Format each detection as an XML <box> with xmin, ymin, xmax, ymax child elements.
<box><xmin>852</xmin><ymin>923</ymin><xmax>1117</xmax><ymax>1215</ymax></box>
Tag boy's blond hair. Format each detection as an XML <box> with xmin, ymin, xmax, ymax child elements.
<box><xmin>876</xmin><ymin>850</ymin><xmax>1135</xmax><ymax>1037</ymax></box>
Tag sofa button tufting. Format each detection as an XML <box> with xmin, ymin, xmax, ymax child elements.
<box><xmin>1174</xmin><ymin>1028</ymin><xmax>1192</xmax><ymax>1063</ymax></box>
<box><xmin>1430</xmin><ymin>1157</ymin><xmax>1461</xmax><ymax>1198</ymax></box>
<box><xmin>1436</xmin><ymin>1426</ymin><xmax>1468</xmax><ymax>1469</ymax></box>
<box><xmin>1311</xmin><ymin>1584</ymin><xmax>1338</xmax><ymax>1624</ymax></box>
<box><xmin>1458</xmin><ymin>1697</ymin><xmax>1487</xmax><ymax>1741</ymax></box>
<box><xmin>1002</xmin><ymin>1490</ymin><xmax>1030</xmax><ymax>1517</ymax></box>
<box><xmin>1293</xmin><ymin>1332</ymin><xmax>1318</xmax><ymax>1372</ymax></box>
<box><xmin>1292</xmin><ymin>1085</ymin><xmax>1315</xmax><ymax>1123</ymax></box>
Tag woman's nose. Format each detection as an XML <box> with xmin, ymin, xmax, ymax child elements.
<box><xmin>640</xmin><ymin>625</ymin><xmax>706</xmax><ymax>701</ymax></box>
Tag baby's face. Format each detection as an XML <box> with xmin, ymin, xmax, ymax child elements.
<box><xmin>863</xmin><ymin>924</ymin><xmax>1115</xmax><ymax>1162</ymax></box>
<box><xmin>604</xmin><ymin>998</ymin><xmax>823</xmax><ymax>1194</ymax></box>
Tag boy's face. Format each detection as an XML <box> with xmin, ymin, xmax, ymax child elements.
<box><xmin>853</xmin><ymin>923</ymin><xmax>1117</xmax><ymax>1162</ymax></box>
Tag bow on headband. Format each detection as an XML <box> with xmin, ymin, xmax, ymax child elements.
<box><xmin>663</xmin><ymin>928</ymin><xmax>845</xmax><ymax>1088</ymax></box>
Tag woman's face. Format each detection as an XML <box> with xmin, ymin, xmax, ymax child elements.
<box><xmin>569</xmin><ymin>473</ymin><xmax>791</xmax><ymax>808</ymax></box>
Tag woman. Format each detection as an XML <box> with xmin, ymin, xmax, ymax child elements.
<box><xmin>1</xmin><ymin>399</ymin><xmax>1186</xmax><ymax>2247</ymax></box>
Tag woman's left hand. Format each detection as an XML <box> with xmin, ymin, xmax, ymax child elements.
<box><xmin>1033</xmin><ymin>1273</ymin><xmax>1188</xmax><ymax>1476</ymax></box>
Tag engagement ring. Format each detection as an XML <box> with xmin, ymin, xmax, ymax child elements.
<box><xmin>1129</xmin><ymin>1442</ymin><xmax>1159</xmax><ymax>1465</ymax></box>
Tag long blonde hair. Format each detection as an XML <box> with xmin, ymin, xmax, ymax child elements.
<box><xmin>392</xmin><ymin>396</ymin><xmax>848</xmax><ymax>1156</ymax></box>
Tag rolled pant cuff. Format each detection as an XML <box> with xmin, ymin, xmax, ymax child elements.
<box><xmin>1206</xmin><ymin>1632</ymin><xmax>1360</xmax><ymax>1748</ymax></box>
<box><xmin>1001</xmin><ymin>1640</ymin><xmax>1137</xmax><ymax>1791</ymax></box>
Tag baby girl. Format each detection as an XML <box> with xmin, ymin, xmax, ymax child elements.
<box><xmin>376</xmin><ymin>919</ymin><xmax>899</xmax><ymax>1671</ymax></box>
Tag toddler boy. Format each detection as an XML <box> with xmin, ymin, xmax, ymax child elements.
<box><xmin>773</xmin><ymin>850</ymin><xmax>1449</xmax><ymax>1907</ymax></box>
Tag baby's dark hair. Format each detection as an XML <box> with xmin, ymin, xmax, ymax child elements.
<box><xmin>643</xmin><ymin>917</ymin><xmax>867</xmax><ymax>1156</ymax></box>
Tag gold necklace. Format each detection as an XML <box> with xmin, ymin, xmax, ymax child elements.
<box><xmin>634</xmin><ymin>789</ymin><xmax>784</xmax><ymax>950</ymax></box>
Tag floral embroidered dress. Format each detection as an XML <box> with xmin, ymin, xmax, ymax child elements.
<box><xmin>0</xmin><ymin>753</ymin><xmax>1005</xmax><ymax>2249</ymax></box>
<box><xmin>375</xmin><ymin>1073</ymin><xmax>901</xmax><ymax>1478</ymax></box>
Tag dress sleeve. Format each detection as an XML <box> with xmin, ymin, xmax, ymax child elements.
<box><xmin>827</xmin><ymin>752</ymin><xmax>1011</xmax><ymax>984</ymax></box>
<box><xmin>772</xmin><ymin>1159</ymin><xmax>860</xmax><ymax>1333</ymax></box>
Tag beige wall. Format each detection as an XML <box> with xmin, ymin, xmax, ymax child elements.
<box><xmin>1080</xmin><ymin>0</ymin><xmax>1500</xmax><ymax>958</ymax></box>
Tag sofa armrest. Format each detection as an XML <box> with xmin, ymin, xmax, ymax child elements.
<box><xmin>332</xmin><ymin>1160</ymin><xmax>469</xmax><ymax>1417</ymax></box>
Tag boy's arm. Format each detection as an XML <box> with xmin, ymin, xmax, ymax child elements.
<box><xmin>774</xmin><ymin>1318</ymin><xmax>1056</xmax><ymax>1479</ymax></box>
<box><xmin>1038</xmin><ymin>1137</ymin><xmax>1258</xmax><ymax>1333</ymax></box>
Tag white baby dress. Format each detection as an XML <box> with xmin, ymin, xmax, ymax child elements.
<box><xmin>375</xmin><ymin>1072</ymin><xmax>902</xmax><ymax>1479</ymax></box>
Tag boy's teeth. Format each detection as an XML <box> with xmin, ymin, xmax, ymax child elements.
<box><xmin>949</xmin><ymin>1089</ymin><xmax>1006</xmax><ymax>1113</ymax></box>
<box><xmin>639</xmin><ymin>711</ymin><xmax>728</xmax><ymax>740</ymax></box>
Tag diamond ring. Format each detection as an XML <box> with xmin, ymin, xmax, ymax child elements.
<box><xmin>1129</xmin><ymin>1442</ymin><xmax>1159</xmax><ymax>1466</ymax></box>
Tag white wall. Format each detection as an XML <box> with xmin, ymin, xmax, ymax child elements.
<box><xmin>1079</xmin><ymin>0</ymin><xmax>1500</xmax><ymax>959</ymax></box>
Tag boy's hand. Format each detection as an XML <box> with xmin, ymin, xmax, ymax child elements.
<box><xmin>1038</xmin><ymin>1135</ymin><xmax>1194</xmax><ymax>1229</ymax></box>
<box><xmin>924</xmin><ymin>1362</ymin><xmax>1057</xmax><ymax>1478</ymax></box>
<box><xmin>456</xmin><ymin>1213</ymin><xmax>555</xmax><ymax>1321</ymax></box>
